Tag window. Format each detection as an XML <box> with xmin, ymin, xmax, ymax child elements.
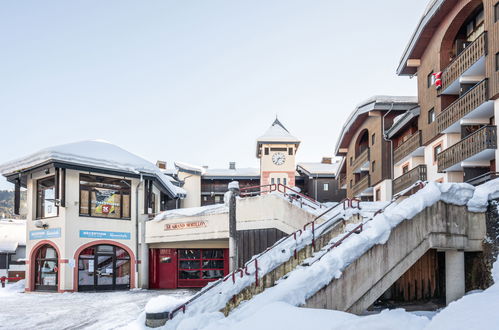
<box><xmin>495</xmin><ymin>3</ymin><xmax>499</xmax><ymax>23</ymax></box>
<box><xmin>277</xmin><ymin>178</ymin><xmax>281</xmax><ymax>185</ymax></box>
<box><xmin>214</xmin><ymin>195</ymin><xmax>221</xmax><ymax>203</ymax></box>
<box><xmin>433</xmin><ymin>143</ymin><xmax>443</xmax><ymax>163</ymax></box>
<box><xmin>288</xmin><ymin>147</ymin><xmax>293</xmax><ymax>156</ymax></box>
<box><xmin>323</xmin><ymin>183</ymin><xmax>329</xmax><ymax>191</ymax></box>
<box><xmin>264</xmin><ymin>147</ymin><xmax>269</xmax><ymax>155</ymax></box>
<box><xmin>402</xmin><ymin>164</ymin><xmax>409</xmax><ymax>174</ymax></box>
<box><xmin>427</xmin><ymin>71</ymin><xmax>434</xmax><ymax>88</ymax></box>
<box><xmin>37</xmin><ymin>176</ymin><xmax>58</xmax><ymax>219</ymax></box>
<box><xmin>271</xmin><ymin>178</ymin><xmax>275</xmax><ymax>185</ymax></box>
<box><xmin>79</xmin><ymin>174</ymin><xmax>131</xmax><ymax>219</ymax></box>
<box><xmin>350</xmin><ymin>180</ymin><xmax>353</xmax><ymax>188</ymax></box>
<box><xmin>350</xmin><ymin>157</ymin><xmax>353</xmax><ymax>166</ymax></box>
<box><xmin>428</xmin><ymin>108</ymin><xmax>435</xmax><ymax>124</ymax></box>
<box><xmin>371</xmin><ymin>133</ymin><xmax>376</xmax><ymax>145</ymax></box>
<box><xmin>283</xmin><ymin>178</ymin><xmax>287</xmax><ymax>186</ymax></box>
<box><xmin>496</xmin><ymin>53</ymin><xmax>499</xmax><ymax>71</ymax></box>
<box><xmin>372</xmin><ymin>161</ymin><xmax>376</xmax><ymax>172</ymax></box>
<box><xmin>34</xmin><ymin>244</ymin><xmax>58</xmax><ymax>291</ymax></box>
<box><xmin>178</xmin><ymin>249</ymin><xmax>225</xmax><ymax>281</ymax></box>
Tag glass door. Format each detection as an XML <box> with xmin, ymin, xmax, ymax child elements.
<box><xmin>34</xmin><ymin>245</ymin><xmax>58</xmax><ymax>291</ymax></box>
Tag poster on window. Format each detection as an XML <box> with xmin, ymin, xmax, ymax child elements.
<box><xmin>93</xmin><ymin>189</ymin><xmax>119</xmax><ymax>215</ymax></box>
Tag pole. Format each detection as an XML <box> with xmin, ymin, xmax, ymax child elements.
<box><xmin>228</xmin><ymin>181</ymin><xmax>240</xmax><ymax>272</ymax></box>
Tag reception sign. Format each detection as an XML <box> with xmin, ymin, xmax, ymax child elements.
<box><xmin>164</xmin><ymin>221</ymin><xmax>207</xmax><ymax>231</ymax></box>
<box><xmin>29</xmin><ymin>228</ymin><xmax>61</xmax><ymax>240</ymax></box>
<box><xmin>79</xmin><ymin>230</ymin><xmax>131</xmax><ymax>240</ymax></box>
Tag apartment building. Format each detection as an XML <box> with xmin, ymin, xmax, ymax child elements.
<box><xmin>396</xmin><ymin>0</ymin><xmax>498</xmax><ymax>187</ymax></box>
<box><xmin>335</xmin><ymin>96</ymin><xmax>418</xmax><ymax>200</ymax></box>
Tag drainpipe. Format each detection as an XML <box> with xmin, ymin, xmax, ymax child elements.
<box><xmin>382</xmin><ymin>102</ymin><xmax>395</xmax><ymax>199</ymax></box>
<box><xmin>135</xmin><ymin>174</ymin><xmax>143</xmax><ymax>289</ymax></box>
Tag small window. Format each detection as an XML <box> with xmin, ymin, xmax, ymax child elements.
<box><xmin>427</xmin><ymin>71</ymin><xmax>434</xmax><ymax>88</ymax></box>
<box><xmin>264</xmin><ymin>147</ymin><xmax>269</xmax><ymax>155</ymax></box>
<box><xmin>283</xmin><ymin>178</ymin><xmax>287</xmax><ymax>186</ymax></box>
<box><xmin>402</xmin><ymin>164</ymin><xmax>409</xmax><ymax>174</ymax></box>
<box><xmin>350</xmin><ymin>157</ymin><xmax>353</xmax><ymax>166</ymax></box>
<box><xmin>495</xmin><ymin>3</ymin><xmax>499</xmax><ymax>23</ymax></box>
<box><xmin>271</xmin><ymin>178</ymin><xmax>275</xmax><ymax>185</ymax></box>
<box><xmin>214</xmin><ymin>195</ymin><xmax>221</xmax><ymax>203</ymax></box>
<box><xmin>37</xmin><ymin>176</ymin><xmax>58</xmax><ymax>219</ymax></box>
<box><xmin>288</xmin><ymin>147</ymin><xmax>293</xmax><ymax>156</ymax></box>
<box><xmin>371</xmin><ymin>133</ymin><xmax>376</xmax><ymax>145</ymax></box>
<box><xmin>277</xmin><ymin>178</ymin><xmax>281</xmax><ymax>185</ymax></box>
<box><xmin>428</xmin><ymin>108</ymin><xmax>435</xmax><ymax>124</ymax></box>
<box><xmin>496</xmin><ymin>53</ymin><xmax>499</xmax><ymax>71</ymax></box>
<box><xmin>372</xmin><ymin>161</ymin><xmax>376</xmax><ymax>172</ymax></box>
<box><xmin>433</xmin><ymin>143</ymin><xmax>442</xmax><ymax>163</ymax></box>
<box><xmin>323</xmin><ymin>183</ymin><xmax>329</xmax><ymax>191</ymax></box>
<box><xmin>350</xmin><ymin>180</ymin><xmax>353</xmax><ymax>188</ymax></box>
<box><xmin>203</xmin><ymin>196</ymin><xmax>208</xmax><ymax>201</ymax></box>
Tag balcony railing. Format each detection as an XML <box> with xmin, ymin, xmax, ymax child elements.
<box><xmin>393</xmin><ymin>131</ymin><xmax>422</xmax><ymax>165</ymax></box>
<box><xmin>338</xmin><ymin>174</ymin><xmax>346</xmax><ymax>188</ymax></box>
<box><xmin>440</xmin><ymin>31</ymin><xmax>487</xmax><ymax>92</ymax></box>
<box><xmin>351</xmin><ymin>148</ymin><xmax>370</xmax><ymax>172</ymax></box>
<box><xmin>352</xmin><ymin>175</ymin><xmax>370</xmax><ymax>197</ymax></box>
<box><xmin>437</xmin><ymin>125</ymin><xmax>497</xmax><ymax>172</ymax></box>
<box><xmin>201</xmin><ymin>184</ymin><xmax>230</xmax><ymax>193</ymax></box>
<box><xmin>465</xmin><ymin>172</ymin><xmax>499</xmax><ymax>186</ymax></box>
<box><xmin>392</xmin><ymin>165</ymin><xmax>427</xmax><ymax>195</ymax></box>
<box><xmin>436</xmin><ymin>79</ymin><xmax>488</xmax><ymax>133</ymax></box>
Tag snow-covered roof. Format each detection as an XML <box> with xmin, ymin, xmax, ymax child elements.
<box><xmin>257</xmin><ymin>119</ymin><xmax>300</xmax><ymax>144</ymax></box>
<box><xmin>0</xmin><ymin>140</ymin><xmax>185</xmax><ymax>198</ymax></box>
<box><xmin>334</xmin><ymin>96</ymin><xmax>418</xmax><ymax>155</ymax></box>
<box><xmin>296</xmin><ymin>162</ymin><xmax>340</xmax><ymax>177</ymax></box>
<box><xmin>152</xmin><ymin>203</ymin><xmax>228</xmax><ymax>221</ymax></box>
<box><xmin>385</xmin><ymin>107</ymin><xmax>421</xmax><ymax>138</ymax></box>
<box><xmin>174</xmin><ymin>161</ymin><xmax>206</xmax><ymax>175</ymax></box>
<box><xmin>203</xmin><ymin>167</ymin><xmax>260</xmax><ymax>178</ymax></box>
<box><xmin>0</xmin><ymin>219</ymin><xmax>26</xmax><ymax>253</ymax></box>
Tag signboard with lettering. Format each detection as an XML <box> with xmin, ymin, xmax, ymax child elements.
<box><xmin>164</xmin><ymin>221</ymin><xmax>207</xmax><ymax>231</ymax></box>
<box><xmin>79</xmin><ymin>230</ymin><xmax>131</xmax><ymax>240</ymax></box>
<box><xmin>29</xmin><ymin>228</ymin><xmax>61</xmax><ymax>240</ymax></box>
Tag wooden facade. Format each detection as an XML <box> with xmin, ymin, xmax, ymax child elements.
<box><xmin>236</xmin><ymin>228</ymin><xmax>287</xmax><ymax>267</ymax></box>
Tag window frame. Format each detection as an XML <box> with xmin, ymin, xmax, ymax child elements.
<box><xmin>428</xmin><ymin>108</ymin><xmax>435</xmax><ymax>124</ymax></box>
<box><xmin>433</xmin><ymin>142</ymin><xmax>443</xmax><ymax>164</ymax></box>
<box><xmin>79</xmin><ymin>174</ymin><xmax>131</xmax><ymax>220</ymax></box>
<box><xmin>36</xmin><ymin>176</ymin><xmax>59</xmax><ymax>219</ymax></box>
<box><xmin>495</xmin><ymin>3</ymin><xmax>499</xmax><ymax>23</ymax></box>
<box><xmin>427</xmin><ymin>71</ymin><xmax>434</xmax><ymax>88</ymax></box>
<box><xmin>323</xmin><ymin>183</ymin><xmax>329</xmax><ymax>191</ymax></box>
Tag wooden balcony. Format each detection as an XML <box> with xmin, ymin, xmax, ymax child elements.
<box><xmin>392</xmin><ymin>165</ymin><xmax>427</xmax><ymax>195</ymax></box>
<box><xmin>393</xmin><ymin>131</ymin><xmax>422</xmax><ymax>165</ymax></box>
<box><xmin>436</xmin><ymin>79</ymin><xmax>488</xmax><ymax>133</ymax></box>
<box><xmin>437</xmin><ymin>125</ymin><xmax>497</xmax><ymax>172</ymax></box>
<box><xmin>351</xmin><ymin>148</ymin><xmax>370</xmax><ymax>173</ymax></box>
<box><xmin>352</xmin><ymin>175</ymin><xmax>370</xmax><ymax>197</ymax></box>
<box><xmin>440</xmin><ymin>31</ymin><xmax>487</xmax><ymax>92</ymax></box>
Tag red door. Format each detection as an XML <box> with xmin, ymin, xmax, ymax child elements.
<box><xmin>149</xmin><ymin>249</ymin><xmax>177</xmax><ymax>289</ymax></box>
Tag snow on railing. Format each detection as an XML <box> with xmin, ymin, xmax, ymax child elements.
<box><xmin>164</xmin><ymin>197</ymin><xmax>370</xmax><ymax>322</ymax></box>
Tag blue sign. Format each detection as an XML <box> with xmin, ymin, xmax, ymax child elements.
<box><xmin>79</xmin><ymin>230</ymin><xmax>131</xmax><ymax>240</ymax></box>
<box><xmin>29</xmin><ymin>228</ymin><xmax>61</xmax><ymax>240</ymax></box>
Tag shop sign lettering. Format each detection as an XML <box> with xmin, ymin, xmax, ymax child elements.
<box><xmin>164</xmin><ymin>221</ymin><xmax>207</xmax><ymax>231</ymax></box>
<box><xmin>29</xmin><ymin>228</ymin><xmax>61</xmax><ymax>240</ymax></box>
<box><xmin>79</xmin><ymin>230</ymin><xmax>131</xmax><ymax>240</ymax></box>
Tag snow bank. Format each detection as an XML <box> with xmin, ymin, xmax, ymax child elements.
<box><xmin>0</xmin><ymin>279</ymin><xmax>25</xmax><ymax>296</ymax></box>
<box><xmin>467</xmin><ymin>178</ymin><xmax>499</xmax><ymax>212</ymax></box>
<box><xmin>145</xmin><ymin>295</ymin><xmax>190</xmax><ymax>314</ymax></box>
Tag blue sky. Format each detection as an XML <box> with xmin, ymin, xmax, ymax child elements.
<box><xmin>0</xmin><ymin>1</ymin><xmax>427</xmax><ymax>189</ymax></box>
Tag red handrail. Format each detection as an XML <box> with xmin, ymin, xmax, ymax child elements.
<box><xmin>276</xmin><ymin>184</ymin><xmax>323</xmax><ymax>209</ymax></box>
<box><xmin>239</xmin><ymin>184</ymin><xmax>277</xmax><ymax>196</ymax></box>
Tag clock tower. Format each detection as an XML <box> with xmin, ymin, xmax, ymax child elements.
<box><xmin>256</xmin><ymin>118</ymin><xmax>300</xmax><ymax>187</ymax></box>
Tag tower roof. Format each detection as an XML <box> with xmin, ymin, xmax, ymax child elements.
<box><xmin>256</xmin><ymin>118</ymin><xmax>300</xmax><ymax>157</ymax></box>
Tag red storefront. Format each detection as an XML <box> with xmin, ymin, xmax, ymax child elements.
<box><xmin>149</xmin><ymin>248</ymin><xmax>229</xmax><ymax>289</ymax></box>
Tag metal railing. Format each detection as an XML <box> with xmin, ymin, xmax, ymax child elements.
<box><xmin>352</xmin><ymin>175</ymin><xmax>370</xmax><ymax>197</ymax></box>
<box><xmin>437</xmin><ymin>125</ymin><xmax>497</xmax><ymax>172</ymax></box>
<box><xmin>440</xmin><ymin>31</ymin><xmax>487</xmax><ymax>92</ymax></box>
<box><xmin>392</xmin><ymin>165</ymin><xmax>427</xmax><ymax>195</ymax></box>
<box><xmin>351</xmin><ymin>148</ymin><xmax>370</xmax><ymax>172</ymax></box>
<box><xmin>436</xmin><ymin>79</ymin><xmax>488</xmax><ymax>133</ymax></box>
<box><xmin>465</xmin><ymin>172</ymin><xmax>499</xmax><ymax>186</ymax></box>
<box><xmin>393</xmin><ymin>131</ymin><xmax>422</xmax><ymax>165</ymax></box>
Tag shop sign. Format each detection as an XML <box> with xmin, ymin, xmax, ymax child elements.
<box><xmin>164</xmin><ymin>221</ymin><xmax>207</xmax><ymax>231</ymax></box>
<box><xmin>79</xmin><ymin>230</ymin><xmax>131</xmax><ymax>240</ymax></box>
<box><xmin>29</xmin><ymin>228</ymin><xmax>61</xmax><ymax>240</ymax></box>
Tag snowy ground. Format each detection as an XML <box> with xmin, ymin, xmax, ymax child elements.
<box><xmin>0</xmin><ymin>282</ymin><xmax>195</xmax><ymax>330</ymax></box>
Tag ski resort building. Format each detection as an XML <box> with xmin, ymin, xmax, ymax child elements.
<box><xmin>0</xmin><ymin>219</ymin><xmax>26</xmax><ymax>280</ymax></box>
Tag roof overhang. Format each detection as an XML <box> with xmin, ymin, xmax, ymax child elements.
<box><xmin>385</xmin><ymin>107</ymin><xmax>421</xmax><ymax>138</ymax></box>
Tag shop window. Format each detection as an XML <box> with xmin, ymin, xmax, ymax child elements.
<box><xmin>178</xmin><ymin>249</ymin><xmax>225</xmax><ymax>281</ymax></box>
<box><xmin>34</xmin><ymin>244</ymin><xmax>58</xmax><ymax>291</ymax></box>
<box><xmin>428</xmin><ymin>108</ymin><xmax>435</xmax><ymax>124</ymax></box>
<box><xmin>37</xmin><ymin>176</ymin><xmax>58</xmax><ymax>219</ymax></box>
<box><xmin>323</xmin><ymin>183</ymin><xmax>329</xmax><ymax>191</ymax></box>
<box><xmin>79</xmin><ymin>174</ymin><xmax>131</xmax><ymax>219</ymax></box>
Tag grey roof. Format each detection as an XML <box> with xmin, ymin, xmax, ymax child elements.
<box><xmin>296</xmin><ymin>162</ymin><xmax>340</xmax><ymax>177</ymax></box>
<box><xmin>385</xmin><ymin>107</ymin><xmax>421</xmax><ymax>138</ymax></box>
<box><xmin>334</xmin><ymin>96</ymin><xmax>418</xmax><ymax>155</ymax></box>
<box><xmin>256</xmin><ymin>119</ymin><xmax>300</xmax><ymax>144</ymax></box>
<box><xmin>174</xmin><ymin>161</ymin><xmax>205</xmax><ymax>175</ymax></box>
<box><xmin>203</xmin><ymin>167</ymin><xmax>260</xmax><ymax>178</ymax></box>
<box><xmin>397</xmin><ymin>0</ymin><xmax>443</xmax><ymax>75</ymax></box>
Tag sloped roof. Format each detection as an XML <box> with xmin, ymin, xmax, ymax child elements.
<box><xmin>257</xmin><ymin>118</ymin><xmax>300</xmax><ymax>144</ymax></box>
<box><xmin>203</xmin><ymin>167</ymin><xmax>260</xmax><ymax>179</ymax></box>
<box><xmin>174</xmin><ymin>161</ymin><xmax>206</xmax><ymax>175</ymax></box>
<box><xmin>296</xmin><ymin>162</ymin><xmax>340</xmax><ymax>177</ymax></box>
<box><xmin>334</xmin><ymin>96</ymin><xmax>418</xmax><ymax>155</ymax></box>
<box><xmin>0</xmin><ymin>140</ymin><xmax>185</xmax><ymax>198</ymax></box>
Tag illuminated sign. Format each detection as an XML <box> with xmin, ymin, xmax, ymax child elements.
<box><xmin>164</xmin><ymin>221</ymin><xmax>207</xmax><ymax>231</ymax></box>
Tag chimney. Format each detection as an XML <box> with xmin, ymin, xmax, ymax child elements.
<box><xmin>156</xmin><ymin>160</ymin><xmax>167</xmax><ymax>169</ymax></box>
<box><xmin>202</xmin><ymin>165</ymin><xmax>209</xmax><ymax>170</ymax></box>
<box><xmin>321</xmin><ymin>157</ymin><xmax>332</xmax><ymax>164</ymax></box>
<box><xmin>229</xmin><ymin>162</ymin><xmax>236</xmax><ymax>170</ymax></box>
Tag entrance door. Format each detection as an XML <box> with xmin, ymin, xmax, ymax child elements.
<box><xmin>34</xmin><ymin>244</ymin><xmax>58</xmax><ymax>291</ymax></box>
<box><xmin>78</xmin><ymin>244</ymin><xmax>131</xmax><ymax>291</ymax></box>
<box><xmin>155</xmin><ymin>249</ymin><xmax>177</xmax><ymax>289</ymax></box>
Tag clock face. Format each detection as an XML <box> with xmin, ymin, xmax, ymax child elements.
<box><xmin>272</xmin><ymin>152</ymin><xmax>286</xmax><ymax>165</ymax></box>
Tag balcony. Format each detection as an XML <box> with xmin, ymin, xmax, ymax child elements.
<box><xmin>352</xmin><ymin>175</ymin><xmax>370</xmax><ymax>197</ymax></box>
<box><xmin>436</xmin><ymin>79</ymin><xmax>490</xmax><ymax>134</ymax></box>
<box><xmin>440</xmin><ymin>32</ymin><xmax>487</xmax><ymax>93</ymax></box>
<box><xmin>351</xmin><ymin>148</ymin><xmax>370</xmax><ymax>173</ymax></box>
<box><xmin>201</xmin><ymin>184</ymin><xmax>230</xmax><ymax>194</ymax></box>
<box><xmin>393</xmin><ymin>131</ymin><xmax>423</xmax><ymax>165</ymax></box>
<box><xmin>437</xmin><ymin>125</ymin><xmax>497</xmax><ymax>172</ymax></box>
<box><xmin>392</xmin><ymin>165</ymin><xmax>427</xmax><ymax>195</ymax></box>
<box><xmin>465</xmin><ymin>172</ymin><xmax>499</xmax><ymax>186</ymax></box>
